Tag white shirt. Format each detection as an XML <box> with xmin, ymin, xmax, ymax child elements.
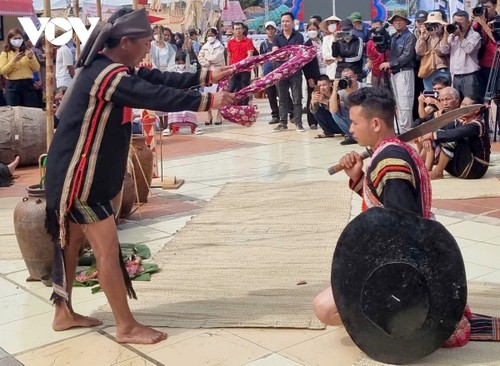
<box><xmin>56</xmin><ymin>44</ymin><xmax>74</xmax><ymax>87</ymax></box>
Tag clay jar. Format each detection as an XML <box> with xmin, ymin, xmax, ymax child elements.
<box><xmin>129</xmin><ymin>135</ymin><xmax>153</xmax><ymax>203</ymax></box>
<box><xmin>13</xmin><ymin>184</ymin><xmax>54</xmax><ymax>283</ymax></box>
<box><xmin>120</xmin><ymin>173</ymin><xmax>135</xmax><ymax>218</ymax></box>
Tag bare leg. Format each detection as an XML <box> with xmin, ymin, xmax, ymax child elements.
<box><xmin>430</xmin><ymin>151</ymin><xmax>450</xmax><ymax>180</ymax></box>
<box><xmin>53</xmin><ymin>221</ymin><xmax>103</xmax><ymax>330</ymax></box>
<box><xmin>83</xmin><ymin>216</ymin><xmax>167</xmax><ymax>344</ymax></box>
<box><xmin>7</xmin><ymin>155</ymin><xmax>20</xmax><ymax>175</ymax></box>
<box><xmin>313</xmin><ymin>286</ymin><xmax>341</xmax><ymax>326</ymax></box>
<box><xmin>424</xmin><ymin>147</ymin><xmax>435</xmax><ymax>172</ymax></box>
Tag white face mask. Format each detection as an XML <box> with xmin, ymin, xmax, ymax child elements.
<box><xmin>10</xmin><ymin>39</ymin><xmax>23</xmax><ymax>48</ymax></box>
<box><xmin>328</xmin><ymin>24</ymin><xmax>336</xmax><ymax>33</ymax></box>
<box><xmin>307</xmin><ymin>30</ymin><xmax>318</xmax><ymax>39</ymax></box>
<box><xmin>177</xmin><ymin>64</ymin><xmax>186</xmax><ymax>70</ymax></box>
<box><xmin>207</xmin><ymin>36</ymin><xmax>216</xmax><ymax>44</ymax></box>
<box><xmin>153</xmin><ymin>34</ymin><xmax>161</xmax><ymax>42</ymax></box>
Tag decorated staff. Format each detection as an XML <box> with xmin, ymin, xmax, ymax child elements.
<box><xmin>44</xmin><ymin>8</ymin><xmax>235</xmax><ymax>345</ymax></box>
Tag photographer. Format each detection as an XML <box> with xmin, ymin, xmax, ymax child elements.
<box><xmin>309</xmin><ymin>74</ymin><xmax>345</xmax><ymax>138</ymax></box>
<box><xmin>472</xmin><ymin>0</ymin><xmax>498</xmax><ymax>93</ymax></box>
<box><xmin>367</xmin><ymin>19</ymin><xmax>390</xmax><ymax>87</ymax></box>
<box><xmin>417</xmin><ymin>76</ymin><xmax>450</xmax><ymax>119</ymax></box>
<box><xmin>439</xmin><ymin>11</ymin><xmax>482</xmax><ymax>99</ymax></box>
<box><xmin>379</xmin><ymin>9</ymin><xmax>417</xmax><ymax>133</ymax></box>
<box><xmin>416</xmin><ymin>11</ymin><xmax>450</xmax><ymax>91</ymax></box>
<box><xmin>329</xmin><ymin>68</ymin><xmax>366</xmax><ymax>145</ymax></box>
<box><xmin>332</xmin><ymin>19</ymin><xmax>364</xmax><ymax>79</ymax></box>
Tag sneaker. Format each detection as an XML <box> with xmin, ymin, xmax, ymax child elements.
<box><xmin>296</xmin><ymin>125</ymin><xmax>305</xmax><ymax>132</ymax></box>
<box><xmin>194</xmin><ymin>128</ymin><xmax>204</xmax><ymax>135</ymax></box>
<box><xmin>268</xmin><ymin>117</ymin><xmax>280</xmax><ymax>125</ymax></box>
<box><xmin>162</xmin><ymin>129</ymin><xmax>172</xmax><ymax>136</ymax></box>
<box><xmin>273</xmin><ymin>123</ymin><xmax>288</xmax><ymax>132</ymax></box>
<box><xmin>340</xmin><ymin>136</ymin><xmax>357</xmax><ymax>145</ymax></box>
<box><xmin>310</xmin><ymin>124</ymin><xmax>318</xmax><ymax>130</ymax></box>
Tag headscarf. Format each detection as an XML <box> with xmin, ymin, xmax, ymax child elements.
<box><xmin>57</xmin><ymin>8</ymin><xmax>152</xmax><ymax>118</ymax></box>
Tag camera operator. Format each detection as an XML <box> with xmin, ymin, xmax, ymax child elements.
<box><xmin>379</xmin><ymin>9</ymin><xmax>417</xmax><ymax>133</ymax></box>
<box><xmin>417</xmin><ymin>76</ymin><xmax>450</xmax><ymax>119</ymax></box>
<box><xmin>367</xmin><ymin>19</ymin><xmax>390</xmax><ymax>88</ymax></box>
<box><xmin>309</xmin><ymin>74</ymin><xmax>345</xmax><ymax>138</ymax></box>
<box><xmin>472</xmin><ymin>0</ymin><xmax>498</xmax><ymax>92</ymax></box>
<box><xmin>439</xmin><ymin>11</ymin><xmax>482</xmax><ymax>99</ymax></box>
<box><xmin>329</xmin><ymin>67</ymin><xmax>367</xmax><ymax>145</ymax></box>
<box><xmin>416</xmin><ymin>11</ymin><xmax>450</xmax><ymax>91</ymax></box>
<box><xmin>331</xmin><ymin>19</ymin><xmax>364</xmax><ymax>79</ymax></box>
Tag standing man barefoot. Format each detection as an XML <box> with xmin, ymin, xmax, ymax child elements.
<box><xmin>44</xmin><ymin>8</ymin><xmax>235</xmax><ymax>344</ymax></box>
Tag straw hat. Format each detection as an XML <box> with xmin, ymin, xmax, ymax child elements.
<box><xmin>424</xmin><ymin>11</ymin><xmax>447</xmax><ymax>25</ymax></box>
<box><xmin>320</xmin><ymin>15</ymin><xmax>341</xmax><ymax>33</ymax></box>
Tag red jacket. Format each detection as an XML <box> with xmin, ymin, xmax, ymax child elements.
<box><xmin>473</xmin><ymin>22</ymin><xmax>496</xmax><ymax>68</ymax></box>
<box><xmin>367</xmin><ymin>40</ymin><xmax>390</xmax><ymax>77</ymax></box>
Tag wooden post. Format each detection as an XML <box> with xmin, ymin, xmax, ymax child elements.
<box><xmin>44</xmin><ymin>0</ymin><xmax>54</xmax><ymax>149</ymax></box>
<box><xmin>96</xmin><ymin>0</ymin><xmax>102</xmax><ymax>18</ymax></box>
<box><xmin>74</xmin><ymin>0</ymin><xmax>81</xmax><ymax>58</ymax></box>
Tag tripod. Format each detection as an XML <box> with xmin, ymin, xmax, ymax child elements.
<box><xmin>483</xmin><ymin>42</ymin><xmax>500</xmax><ymax>142</ymax></box>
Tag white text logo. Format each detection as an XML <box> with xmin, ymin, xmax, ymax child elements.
<box><xmin>18</xmin><ymin>17</ymin><xmax>100</xmax><ymax>46</ymax></box>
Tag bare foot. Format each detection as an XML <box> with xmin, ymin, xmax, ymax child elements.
<box><xmin>116</xmin><ymin>323</ymin><xmax>168</xmax><ymax>344</ymax></box>
<box><xmin>429</xmin><ymin>170</ymin><xmax>444</xmax><ymax>180</ymax></box>
<box><xmin>53</xmin><ymin>309</ymin><xmax>103</xmax><ymax>331</ymax></box>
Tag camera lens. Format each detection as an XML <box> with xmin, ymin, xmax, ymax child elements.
<box><xmin>446</xmin><ymin>23</ymin><xmax>457</xmax><ymax>33</ymax></box>
<box><xmin>473</xmin><ymin>5</ymin><xmax>484</xmax><ymax>16</ymax></box>
<box><xmin>425</xmin><ymin>24</ymin><xmax>434</xmax><ymax>32</ymax></box>
<box><xmin>337</xmin><ymin>77</ymin><xmax>350</xmax><ymax>90</ymax></box>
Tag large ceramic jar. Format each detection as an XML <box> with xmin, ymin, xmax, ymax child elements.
<box><xmin>129</xmin><ymin>135</ymin><xmax>153</xmax><ymax>203</ymax></box>
<box><xmin>13</xmin><ymin>184</ymin><xmax>54</xmax><ymax>283</ymax></box>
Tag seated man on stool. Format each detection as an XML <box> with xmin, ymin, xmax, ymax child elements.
<box><xmin>310</xmin><ymin>74</ymin><xmax>344</xmax><ymax>138</ymax></box>
<box><xmin>329</xmin><ymin>68</ymin><xmax>366</xmax><ymax>145</ymax></box>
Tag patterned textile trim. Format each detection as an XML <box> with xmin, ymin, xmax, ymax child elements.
<box><xmin>349</xmin><ymin>175</ymin><xmax>363</xmax><ymax>195</ymax></box>
<box><xmin>470</xmin><ymin>313</ymin><xmax>500</xmax><ymax>341</ymax></box>
<box><xmin>217</xmin><ymin>45</ymin><xmax>316</xmax><ymax>126</ymax></box>
<box><xmin>57</xmin><ymin>63</ymin><xmax>129</xmax><ymax>248</ymax></box>
<box><xmin>442</xmin><ymin>315</ymin><xmax>471</xmax><ymax>347</ymax></box>
<box><xmin>370</xmin><ymin>158</ymin><xmax>415</xmax><ymax>188</ymax></box>
<box><xmin>365</xmin><ymin>137</ymin><xmax>432</xmax><ymax>219</ymax></box>
<box><xmin>199</xmin><ymin>68</ymin><xmax>212</xmax><ymax>86</ymax></box>
<box><xmin>197</xmin><ymin>92</ymin><xmax>213</xmax><ymax>112</ymax></box>
<box><xmin>68</xmin><ymin>198</ymin><xmax>114</xmax><ymax>225</ymax></box>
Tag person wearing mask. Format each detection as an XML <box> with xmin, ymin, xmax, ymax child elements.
<box><xmin>163</xmin><ymin>27</ymin><xmax>177</xmax><ymax>51</ymax></box>
<box><xmin>380</xmin><ymin>9</ymin><xmax>417</xmax><ymax>133</ymax></box>
<box><xmin>329</xmin><ymin>67</ymin><xmax>366</xmax><ymax>145</ymax></box>
<box><xmin>198</xmin><ymin>27</ymin><xmax>226</xmax><ymax>125</ymax></box>
<box><xmin>0</xmin><ymin>28</ymin><xmax>40</xmax><ymax>107</ymax></box>
<box><xmin>439</xmin><ymin>11</ymin><xmax>482</xmax><ymax>99</ymax></box>
<box><xmin>366</xmin><ymin>19</ymin><xmax>390</xmax><ymax>88</ymax></box>
<box><xmin>320</xmin><ymin>15</ymin><xmax>341</xmax><ymax>80</ymax></box>
<box><xmin>348</xmin><ymin>12</ymin><xmax>370</xmax><ymax>43</ymax></box>
<box><xmin>151</xmin><ymin>25</ymin><xmax>176</xmax><ymax>72</ymax></box>
<box><xmin>304</xmin><ymin>21</ymin><xmax>325</xmax><ymax>130</ymax></box>
<box><xmin>272</xmin><ymin>12</ymin><xmax>306</xmax><ymax>132</ymax></box>
<box><xmin>173</xmin><ymin>32</ymin><xmax>184</xmax><ymax>50</ymax></box>
<box><xmin>227</xmin><ymin>22</ymin><xmax>255</xmax><ymax>106</ymax></box>
<box><xmin>332</xmin><ymin>19</ymin><xmax>364</xmax><ymax>79</ymax></box>
<box><xmin>416</xmin><ymin>11</ymin><xmax>450</xmax><ymax>91</ymax></box>
<box><xmin>310</xmin><ymin>74</ymin><xmax>345</xmax><ymax>138</ymax></box>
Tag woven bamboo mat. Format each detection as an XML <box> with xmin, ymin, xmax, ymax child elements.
<box><xmin>354</xmin><ymin>282</ymin><xmax>500</xmax><ymax>366</ymax></box>
<box><xmin>93</xmin><ymin>181</ymin><xmax>352</xmax><ymax>329</ymax></box>
<box><xmin>432</xmin><ymin>171</ymin><xmax>500</xmax><ymax>200</ymax></box>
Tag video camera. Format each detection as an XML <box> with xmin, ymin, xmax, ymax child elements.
<box><xmin>337</xmin><ymin>76</ymin><xmax>352</xmax><ymax>90</ymax></box>
<box><xmin>370</xmin><ymin>22</ymin><xmax>390</xmax><ymax>53</ymax></box>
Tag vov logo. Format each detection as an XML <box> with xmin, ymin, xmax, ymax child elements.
<box><xmin>18</xmin><ymin>17</ymin><xmax>100</xmax><ymax>47</ymax></box>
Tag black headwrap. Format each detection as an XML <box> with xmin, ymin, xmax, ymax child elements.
<box><xmin>57</xmin><ymin>8</ymin><xmax>152</xmax><ymax>118</ymax></box>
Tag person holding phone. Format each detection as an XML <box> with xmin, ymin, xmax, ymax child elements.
<box><xmin>0</xmin><ymin>28</ymin><xmax>40</xmax><ymax>107</ymax></box>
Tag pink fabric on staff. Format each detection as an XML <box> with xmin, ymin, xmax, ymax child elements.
<box><xmin>217</xmin><ymin>45</ymin><xmax>317</xmax><ymax>126</ymax></box>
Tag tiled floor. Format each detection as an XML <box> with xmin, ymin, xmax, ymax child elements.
<box><xmin>1</xmin><ymin>98</ymin><xmax>500</xmax><ymax>365</ymax></box>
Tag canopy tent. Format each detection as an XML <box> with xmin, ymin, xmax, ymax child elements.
<box><xmin>32</xmin><ymin>0</ymin><xmax>134</xmax><ymax>11</ymax></box>
<box><xmin>0</xmin><ymin>0</ymin><xmax>35</xmax><ymax>16</ymax></box>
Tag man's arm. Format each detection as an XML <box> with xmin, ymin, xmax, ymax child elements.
<box><xmin>439</xmin><ymin>33</ymin><xmax>452</xmax><ymax>54</ymax></box>
<box><xmin>461</xmin><ymin>30</ymin><xmax>481</xmax><ymax>54</ymax></box>
<box><xmin>329</xmin><ymin>84</ymin><xmax>341</xmax><ymax>113</ymax></box>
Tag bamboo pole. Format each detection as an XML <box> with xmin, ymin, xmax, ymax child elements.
<box><xmin>133</xmin><ymin>0</ymin><xmax>138</xmax><ymax>10</ymax></box>
<box><xmin>44</xmin><ymin>0</ymin><xmax>54</xmax><ymax>149</ymax></box>
<box><xmin>74</xmin><ymin>0</ymin><xmax>80</xmax><ymax>58</ymax></box>
<box><xmin>96</xmin><ymin>0</ymin><xmax>102</xmax><ymax>18</ymax></box>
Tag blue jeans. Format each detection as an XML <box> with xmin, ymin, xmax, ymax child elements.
<box><xmin>332</xmin><ymin>108</ymin><xmax>352</xmax><ymax>138</ymax></box>
<box><xmin>423</xmin><ymin>68</ymin><xmax>451</xmax><ymax>91</ymax></box>
<box><xmin>311</xmin><ymin>105</ymin><xmax>343</xmax><ymax>135</ymax></box>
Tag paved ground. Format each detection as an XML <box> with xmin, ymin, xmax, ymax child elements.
<box><xmin>1</xmin><ymin>98</ymin><xmax>500</xmax><ymax>366</ymax></box>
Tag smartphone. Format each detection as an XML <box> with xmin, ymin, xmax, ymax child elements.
<box><xmin>423</xmin><ymin>91</ymin><xmax>438</xmax><ymax>98</ymax></box>
<box><xmin>19</xmin><ymin>44</ymin><xmax>26</xmax><ymax>53</ymax></box>
<box><xmin>314</xmin><ymin>85</ymin><xmax>321</xmax><ymax>93</ymax></box>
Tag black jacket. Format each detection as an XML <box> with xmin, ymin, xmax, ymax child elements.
<box><xmin>331</xmin><ymin>35</ymin><xmax>364</xmax><ymax>76</ymax></box>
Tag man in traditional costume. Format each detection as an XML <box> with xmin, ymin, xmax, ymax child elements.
<box><xmin>44</xmin><ymin>8</ymin><xmax>235</xmax><ymax>344</ymax></box>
